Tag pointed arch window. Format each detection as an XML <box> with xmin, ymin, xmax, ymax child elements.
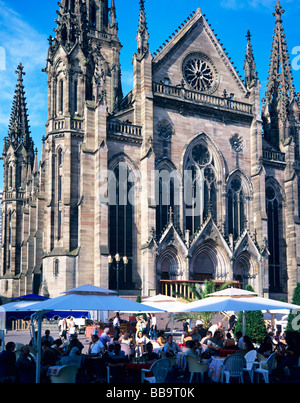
<box><xmin>156</xmin><ymin>168</ymin><xmax>178</xmax><ymax>238</ymax></box>
<box><xmin>184</xmin><ymin>143</ymin><xmax>217</xmax><ymax>235</ymax></box>
<box><xmin>91</xmin><ymin>2</ymin><xmax>97</xmax><ymax>28</ymax></box>
<box><xmin>108</xmin><ymin>162</ymin><xmax>134</xmax><ymax>290</ymax></box>
<box><xmin>59</xmin><ymin>80</ymin><xmax>64</xmax><ymax>114</ymax></box>
<box><xmin>74</xmin><ymin>80</ymin><xmax>78</xmax><ymax>114</ymax></box>
<box><xmin>266</xmin><ymin>186</ymin><xmax>281</xmax><ymax>292</ymax></box>
<box><xmin>227</xmin><ymin>177</ymin><xmax>246</xmax><ymax>241</ymax></box>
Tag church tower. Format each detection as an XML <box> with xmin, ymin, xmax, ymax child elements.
<box><xmin>262</xmin><ymin>1</ymin><xmax>300</xmax><ymax>299</ymax></box>
<box><xmin>1</xmin><ymin>64</ymin><xmax>35</xmax><ymax>298</ymax></box>
<box><xmin>41</xmin><ymin>0</ymin><xmax>123</xmax><ymax>295</ymax></box>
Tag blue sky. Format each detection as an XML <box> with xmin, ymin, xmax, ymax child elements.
<box><xmin>0</xmin><ymin>0</ymin><xmax>299</xmax><ymax>188</ymax></box>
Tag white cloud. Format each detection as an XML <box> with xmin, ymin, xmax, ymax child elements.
<box><xmin>0</xmin><ymin>1</ymin><xmax>48</xmax><ymax>143</ymax></box>
<box><xmin>220</xmin><ymin>0</ymin><xmax>296</xmax><ymax>10</ymax></box>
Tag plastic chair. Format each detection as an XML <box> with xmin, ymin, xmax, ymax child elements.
<box><xmin>221</xmin><ymin>354</ymin><xmax>246</xmax><ymax>383</ymax></box>
<box><xmin>50</xmin><ymin>365</ymin><xmax>78</xmax><ymax>383</ymax></box>
<box><xmin>186</xmin><ymin>355</ymin><xmax>208</xmax><ymax>383</ymax></box>
<box><xmin>141</xmin><ymin>358</ymin><xmax>171</xmax><ymax>383</ymax></box>
<box><xmin>60</xmin><ymin>355</ymin><xmax>83</xmax><ymax>368</ymax></box>
<box><xmin>243</xmin><ymin>350</ymin><xmax>257</xmax><ymax>383</ymax></box>
<box><xmin>254</xmin><ymin>352</ymin><xmax>276</xmax><ymax>383</ymax></box>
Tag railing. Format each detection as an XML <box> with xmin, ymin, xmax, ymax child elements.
<box><xmin>107</xmin><ymin>121</ymin><xmax>142</xmax><ymax>137</ymax></box>
<box><xmin>153</xmin><ymin>82</ymin><xmax>253</xmax><ymax>116</ymax></box>
<box><xmin>263</xmin><ymin>150</ymin><xmax>286</xmax><ymax>163</ymax></box>
<box><xmin>160</xmin><ymin>280</ymin><xmax>242</xmax><ymax>300</ymax></box>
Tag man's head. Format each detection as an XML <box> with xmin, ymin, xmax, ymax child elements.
<box><xmin>92</xmin><ymin>335</ymin><xmax>99</xmax><ymax>343</ymax></box>
<box><xmin>214</xmin><ymin>330</ymin><xmax>222</xmax><ymax>340</ymax></box>
<box><xmin>5</xmin><ymin>342</ymin><xmax>15</xmax><ymax>352</ymax></box>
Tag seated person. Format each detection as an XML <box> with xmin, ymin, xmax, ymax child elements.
<box><xmin>122</xmin><ymin>331</ymin><xmax>135</xmax><ymax>346</ymax></box>
<box><xmin>145</xmin><ymin>342</ymin><xmax>159</xmax><ymax>362</ymax></box>
<box><xmin>68</xmin><ymin>333</ymin><xmax>84</xmax><ymax>353</ymax></box>
<box><xmin>16</xmin><ymin>345</ymin><xmax>36</xmax><ymax>384</ymax></box>
<box><xmin>157</xmin><ymin>331</ymin><xmax>167</xmax><ymax>347</ymax></box>
<box><xmin>182</xmin><ymin>331</ymin><xmax>193</xmax><ymax>345</ymax></box>
<box><xmin>110</xmin><ymin>343</ymin><xmax>126</xmax><ymax>360</ymax></box>
<box><xmin>224</xmin><ymin>332</ymin><xmax>238</xmax><ymax>350</ymax></box>
<box><xmin>191</xmin><ymin>327</ymin><xmax>202</xmax><ymax>343</ymax></box>
<box><xmin>163</xmin><ymin>335</ymin><xmax>181</xmax><ymax>357</ymax></box>
<box><xmin>185</xmin><ymin>340</ymin><xmax>201</xmax><ymax>360</ymax></box>
<box><xmin>200</xmin><ymin>331</ymin><xmax>212</xmax><ymax>346</ymax></box>
<box><xmin>257</xmin><ymin>336</ymin><xmax>275</xmax><ymax>356</ymax></box>
<box><xmin>0</xmin><ymin>342</ymin><xmax>18</xmax><ymax>379</ymax></box>
<box><xmin>52</xmin><ymin>339</ymin><xmax>64</xmax><ymax>359</ymax></box>
<box><xmin>41</xmin><ymin>340</ymin><xmax>57</xmax><ymax>367</ymax></box>
<box><xmin>100</xmin><ymin>328</ymin><xmax>111</xmax><ymax>350</ymax></box>
<box><xmin>206</xmin><ymin>330</ymin><xmax>224</xmax><ymax>356</ymax></box>
<box><xmin>66</xmin><ymin>338</ymin><xmax>82</xmax><ymax>356</ymax></box>
<box><xmin>88</xmin><ymin>334</ymin><xmax>105</xmax><ymax>356</ymax></box>
<box><xmin>107</xmin><ymin>343</ymin><xmax>129</xmax><ymax>383</ymax></box>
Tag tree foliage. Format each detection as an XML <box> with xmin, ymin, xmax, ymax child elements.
<box><xmin>286</xmin><ymin>283</ymin><xmax>300</xmax><ymax>333</ymax></box>
<box><xmin>234</xmin><ymin>285</ymin><xmax>268</xmax><ymax>344</ymax></box>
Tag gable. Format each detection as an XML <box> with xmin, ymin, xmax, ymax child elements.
<box><xmin>152</xmin><ymin>9</ymin><xmax>248</xmax><ymax>102</ymax></box>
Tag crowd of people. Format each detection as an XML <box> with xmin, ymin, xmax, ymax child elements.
<box><xmin>1</xmin><ymin>312</ymin><xmax>300</xmax><ymax>383</ymax></box>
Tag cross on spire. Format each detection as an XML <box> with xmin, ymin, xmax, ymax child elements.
<box><xmin>244</xmin><ymin>30</ymin><xmax>256</xmax><ymax>88</ymax></box>
<box><xmin>273</xmin><ymin>0</ymin><xmax>285</xmax><ymax>25</ymax></box>
<box><xmin>136</xmin><ymin>0</ymin><xmax>149</xmax><ymax>57</ymax></box>
<box><xmin>263</xmin><ymin>0</ymin><xmax>297</xmax><ymax>148</ymax></box>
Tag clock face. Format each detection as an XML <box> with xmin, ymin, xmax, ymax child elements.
<box><xmin>182</xmin><ymin>52</ymin><xmax>219</xmax><ymax>94</ymax></box>
<box><xmin>192</xmin><ymin>144</ymin><xmax>211</xmax><ymax>166</ymax></box>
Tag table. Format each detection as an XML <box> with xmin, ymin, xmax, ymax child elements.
<box><xmin>208</xmin><ymin>357</ymin><xmax>225</xmax><ymax>383</ymax></box>
<box><xmin>219</xmin><ymin>349</ymin><xmax>238</xmax><ymax>357</ymax></box>
<box><xmin>125</xmin><ymin>362</ymin><xmax>153</xmax><ymax>382</ymax></box>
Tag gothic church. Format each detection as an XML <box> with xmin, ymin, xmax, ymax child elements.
<box><xmin>1</xmin><ymin>0</ymin><xmax>300</xmax><ymax>302</ymax></box>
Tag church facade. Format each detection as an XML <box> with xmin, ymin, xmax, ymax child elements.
<box><xmin>1</xmin><ymin>0</ymin><xmax>300</xmax><ymax>302</ymax></box>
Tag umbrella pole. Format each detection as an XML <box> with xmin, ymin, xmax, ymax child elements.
<box><xmin>32</xmin><ymin>312</ymin><xmax>43</xmax><ymax>384</ymax></box>
<box><xmin>242</xmin><ymin>311</ymin><xmax>246</xmax><ymax>336</ymax></box>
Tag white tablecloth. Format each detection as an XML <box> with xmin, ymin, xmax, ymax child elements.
<box><xmin>208</xmin><ymin>357</ymin><xmax>225</xmax><ymax>382</ymax></box>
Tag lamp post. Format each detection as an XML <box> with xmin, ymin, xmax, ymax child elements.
<box><xmin>108</xmin><ymin>254</ymin><xmax>128</xmax><ymax>296</ymax></box>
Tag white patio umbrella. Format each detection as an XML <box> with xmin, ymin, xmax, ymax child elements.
<box><xmin>177</xmin><ymin>295</ymin><xmax>300</xmax><ymax>336</ymax></box>
<box><xmin>177</xmin><ymin>295</ymin><xmax>300</xmax><ymax>313</ymax></box>
<box><xmin>16</xmin><ymin>284</ymin><xmax>165</xmax><ymax>383</ymax></box>
<box><xmin>207</xmin><ymin>288</ymin><xmax>257</xmax><ymax>297</ymax></box>
<box><xmin>143</xmin><ymin>294</ymin><xmax>188</xmax><ymax>334</ymax></box>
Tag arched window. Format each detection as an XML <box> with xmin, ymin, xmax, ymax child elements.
<box><xmin>156</xmin><ymin>167</ymin><xmax>179</xmax><ymax>238</ymax></box>
<box><xmin>227</xmin><ymin>177</ymin><xmax>246</xmax><ymax>241</ymax></box>
<box><xmin>184</xmin><ymin>143</ymin><xmax>217</xmax><ymax>235</ymax></box>
<box><xmin>91</xmin><ymin>3</ymin><xmax>97</xmax><ymax>28</ymax></box>
<box><xmin>74</xmin><ymin>80</ymin><xmax>78</xmax><ymax>114</ymax></box>
<box><xmin>53</xmin><ymin>259</ymin><xmax>59</xmax><ymax>277</ymax></box>
<box><xmin>266</xmin><ymin>186</ymin><xmax>281</xmax><ymax>292</ymax></box>
<box><xmin>9</xmin><ymin>166</ymin><xmax>13</xmax><ymax>189</ymax></box>
<box><xmin>58</xmin><ymin>149</ymin><xmax>63</xmax><ymax>167</ymax></box>
<box><xmin>59</xmin><ymin>80</ymin><xmax>64</xmax><ymax>114</ymax></box>
<box><xmin>109</xmin><ymin>162</ymin><xmax>134</xmax><ymax>290</ymax></box>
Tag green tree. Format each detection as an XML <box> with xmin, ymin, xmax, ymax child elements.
<box><xmin>286</xmin><ymin>283</ymin><xmax>300</xmax><ymax>333</ymax></box>
<box><xmin>174</xmin><ymin>280</ymin><xmax>232</xmax><ymax>328</ymax></box>
<box><xmin>234</xmin><ymin>285</ymin><xmax>267</xmax><ymax>344</ymax></box>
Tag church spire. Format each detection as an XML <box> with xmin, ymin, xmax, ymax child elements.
<box><xmin>53</xmin><ymin>0</ymin><xmax>89</xmax><ymax>53</ymax></box>
<box><xmin>136</xmin><ymin>0</ymin><xmax>150</xmax><ymax>58</ymax></box>
<box><xmin>244</xmin><ymin>30</ymin><xmax>256</xmax><ymax>88</ymax></box>
<box><xmin>263</xmin><ymin>0</ymin><xmax>297</xmax><ymax>148</ymax></box>
<box><xmin>110</xmin><ymin>0</ymin><xmax>117</xmax><ymax>27</ymax></box>
<box><xmin>5</xmin><ymin>63</ymin><xmax>33</xmax><ymax>153</ymax></box>
<box><xmin>265</xmin><ymin>1</ymin><xmax>295</xmax><ymax>114</ymax></box>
